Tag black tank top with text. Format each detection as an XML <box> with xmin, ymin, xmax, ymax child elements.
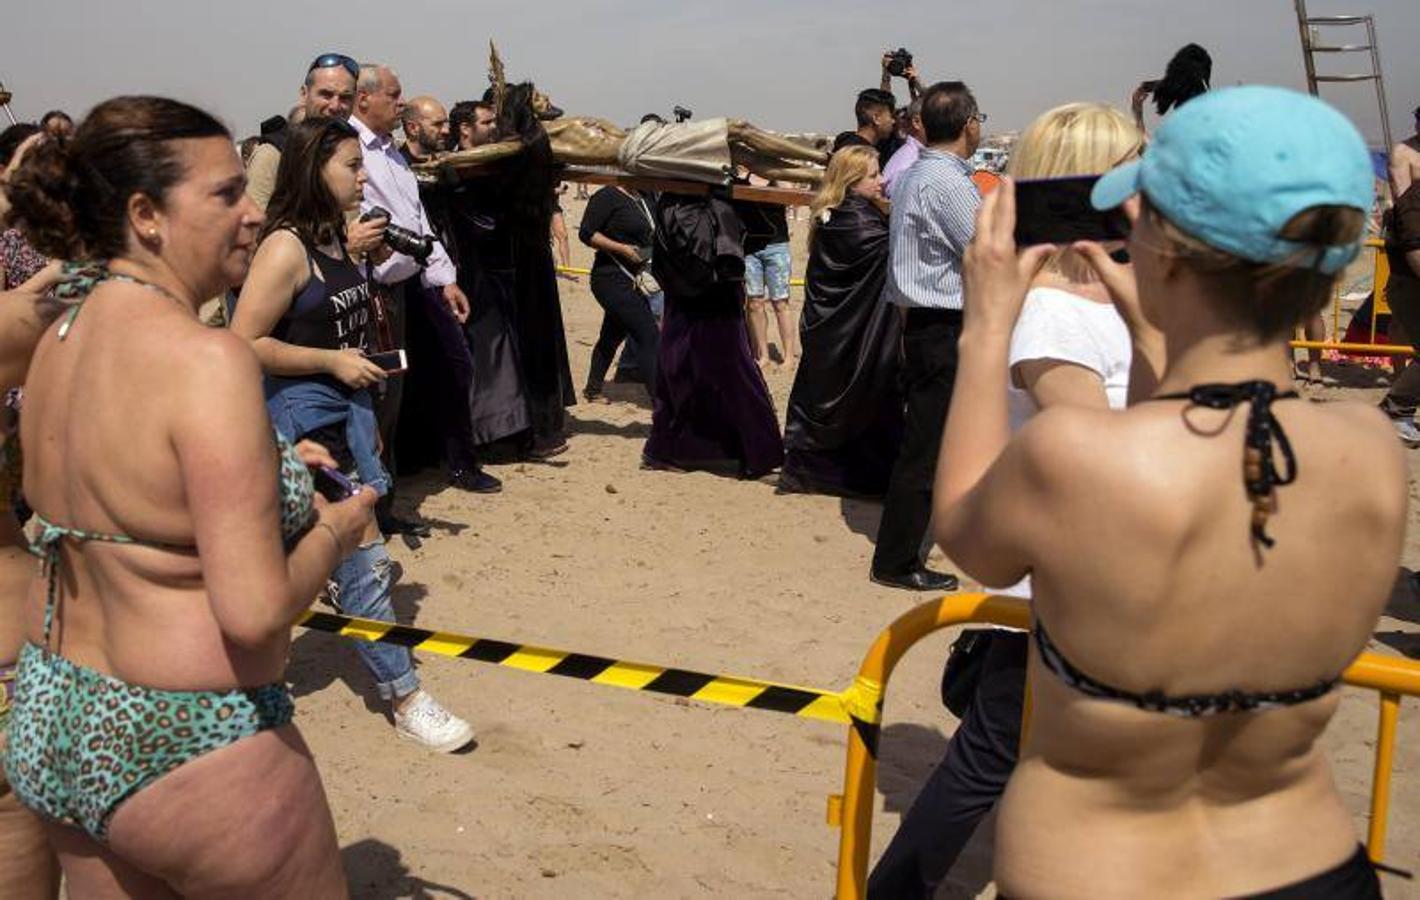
<box><xmin>270</xmin><ymin>232</ymin><xmax>370</xmax><ymax>356</ymax></box>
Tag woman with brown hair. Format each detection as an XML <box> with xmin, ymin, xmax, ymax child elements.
<box><xmin>232</xmin><ymin>115</ymin><xmax>475</xmax><ymax>754</ymax></box>
<box><xmin>3</xmin><ymin>95</ymin><xmax>374</xmax><ymax>896</ymax></box>
<box><xmin>779</xmin><ymin>145</ymin><xmax>903</xmax><ymax>498</ymax></box>
<box><xmin>937</xmin><ymin>86</ymin><xmax>1399</xmax><ymax>896</ymax></box>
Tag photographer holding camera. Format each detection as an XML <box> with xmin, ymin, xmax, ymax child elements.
<box><xmin>834</xmin><ymin>48</ymin><xmax>919</xmax><ymax>169</ymax></box>
<box><xmin>878</xmin><ymin>48</ymin><xmax>922</xmax><ymax>162</ymax></box>
<box><xmin>352</xmin><ymin>63</ymin><xmax>472</xmax><ymax>534</ymax></box>
<box><xmin>833</xmin><ymin>88</ymin><xmax>897</xmax><ymax>165</ymax></box>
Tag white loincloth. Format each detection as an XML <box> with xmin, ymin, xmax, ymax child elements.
<box><xmin>617</xmin><ymin>117</ymin><xmax>733</xmax><ymax>185</ymax></box>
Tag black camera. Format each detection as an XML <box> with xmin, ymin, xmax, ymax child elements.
<box><xmin>359</xmin><ymin>206</ymin><xmax>435</xmax><ymax>265</ymax></box>
<box><xmin>673</xmin><ymin>105</ymin><xmax>693</xmax><ymax>123</ymax></box>
<box><xmin>885</xmin><ymin>47</ymin><xmax>914</xmax><ymax>78</ymax></box>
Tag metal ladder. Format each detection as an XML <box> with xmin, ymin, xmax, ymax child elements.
<box><xmin>0</xmin><ymin>79</ymin><xmax>15</xmax><ymax>126</ymax></box>
<box><xmin>1292</xmin><ymin>0</ymin><xmax>1393</xmax><ymax>151</ymax></box>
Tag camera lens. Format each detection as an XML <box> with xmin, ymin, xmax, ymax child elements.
<box><xmin>382</xmin><ymin>224</ymin><xmax>435</xmax><ymax>264</ymax></box>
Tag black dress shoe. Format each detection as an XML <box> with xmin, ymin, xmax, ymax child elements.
<box><xmin>450</xmin><ymin>468</ymin><xmax>503</xmax><ymax>493</ymax></box>
<box><xmin>528</xmin><ymin>436</ymin><xmax>569</xmax><ymax>460</ymax></box>
<box><xmin>378</xmin><ymin>512</ymin><xmax>432</xmax><ymax>538</ymax></box>
<box><xmin>869</xmin><ymin>567</ymin><xmax>960</xmax><ymax>592</ymax></box>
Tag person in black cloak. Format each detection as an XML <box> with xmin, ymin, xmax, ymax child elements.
<box><xmin>642</xmin><ymin>191</ymin><xmax>784</xmax><ymax>478</ymax></box>
<box><xmin>778</xmin><ymin>145</ymin><xmax>903</xmax><ymax>498</ymax></box>
<box><xmin>423</xmin><ymin>99</ymin><xmax>535</xmax><ymax>458</ymax></box>
<box><xmin>485</xmin><ymin>81</ymin><xmax>576</xmax><ymax>458</ymax></box>
<box><xmin>392</xmin><ymin>99</ymin><xmax>503</xmax><ymax>493</ymax></box>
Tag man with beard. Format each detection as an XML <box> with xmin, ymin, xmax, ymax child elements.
<box><xmin>450</xmin><ymin>100</ymin><xmax>498</xmax><ymax>149</ymax></box>
<box><xmin>397</xmin><ymin>96</ymin><xmax>503</xmax><ymax>493</ymax></box>
<box><xmin>422</xmin><ymin>99</ymin><xmax>541</xmax><ymax>456</ymax></box>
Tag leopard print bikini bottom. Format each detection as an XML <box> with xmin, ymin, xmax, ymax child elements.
<box><xmin>2</xmin><ymin>642</ymin><xmax>292</xmax><ymax>841</ymax></box>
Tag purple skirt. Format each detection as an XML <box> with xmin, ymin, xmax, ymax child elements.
<box><xmin>643</xmin><ymin>288</ymin><xmax>784</xmax><ymax>478</ymax></box>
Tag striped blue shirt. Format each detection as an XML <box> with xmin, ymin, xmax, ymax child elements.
<box><xmin>884</xmin><ymin>148</ymin><xmax>980</xmax><ymax>310</ymax></box>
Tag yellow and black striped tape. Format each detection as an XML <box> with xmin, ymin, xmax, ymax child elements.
<box><xmin>296</xmin><ymin>610</ymin><xmax>863</xmax><ymax>729</ymax></box>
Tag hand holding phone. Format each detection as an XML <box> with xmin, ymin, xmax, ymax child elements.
<box><xmin>365</xmin><ymin>349</ymin><xmax>408</xmax><ymax>374</ymax></box>
<box><xmin>312</xmin><ymin>466</ymin><xmax>360</xmax><ymax>502</ymax></box>
<box><xmin>1012</xmin><ymin>176</ymin><xmax>1131</xmax><ymax>247</ymax></box>
<box><xmin>327</xmin><ymin>348</ymin><xmax>387</xmax><ymax>389</ymax></box>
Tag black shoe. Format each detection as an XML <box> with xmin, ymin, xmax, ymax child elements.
<box><xmin>528</xmin><ymin>436</ymin><xmax>569</xmax><ymax>460</ymax></box>
<box><xmin>379</xmin><ymin>512</ymin><xmax>433</xmax><ymax>538</ymax></box>
<box><xmin>450</xmin><ymin>468</ymin><xmax>503</xmax><ymax>493</ymax></box>
<box><xmin>869</xmin><ymin>567</ymin><xmax>960</xmax><ymax>592</ymax></box>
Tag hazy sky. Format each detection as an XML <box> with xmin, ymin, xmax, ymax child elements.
<box><xmin>5</xmin><ymin>0</ymin><xmax>1417</xmax><ymax>147</ymax></box>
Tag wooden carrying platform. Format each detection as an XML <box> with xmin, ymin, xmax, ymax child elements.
<box><xmin>421</xmin><ymin>158</ymin><xmax>815</xmax><ymax>207</ymax></box>
<box><xmin>564</xmin><ymin>167</ymin><xmax>815</xmax><ymax>207</ymax></box>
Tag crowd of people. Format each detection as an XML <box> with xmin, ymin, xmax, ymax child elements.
<box><xmin>0</xmin><ymin>37</ymin><xmax>1410</xmax><ymax>898</ymax></box>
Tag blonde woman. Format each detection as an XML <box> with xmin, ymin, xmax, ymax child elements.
<box><xmin>780</xmin><ymin>146</ymin><xmax>903</xmax><ymax>498</ymax></box>
<box><xmin>870</xmin><ymin>104</ymin><xmax>1143</xmax><ymax>898</ymax></box>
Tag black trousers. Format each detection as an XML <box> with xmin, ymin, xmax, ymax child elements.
<box><xmin>871</xmin><ymin>308</ymin><xmax>962</xmax><ymax>575</ymax></box>
<box><xmin>413</xmin><ymin>285</ymin><xmax>479</xmax><ymax>471</ymax></box>
<box><xmin>867</xmin><ymin>631</ymin><xmax>1027</xmax><ymax>899</ymax></box>
<box><xmin>374</xmin><ymin>278</ymin><xmax>410</xmax><ymax>508</ymax></box>
<box><xmin>586</xmin><ymin>270</ymin><xmax>660</xmax><ymax>395</ymax></box>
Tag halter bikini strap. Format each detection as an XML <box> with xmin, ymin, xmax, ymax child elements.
<box><xmin>28</xmin><ymin>514</ymin><xmax>138</xmax><ymax>650</ymax></box>
<box><xmin>1152</xmin><ymin>381</ymin><xmax>1299</xmax><ymax>549</ymax></box>
<box><xmin>50</xmin><ymin>260</ymin><xmax>182</xmax><ymax>340</ymax></box>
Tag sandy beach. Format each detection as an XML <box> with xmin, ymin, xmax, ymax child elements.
<box><xmin>290</xmin><ymin>195</ymin><xmax>1420</xmax><ymax>899</ymax></box>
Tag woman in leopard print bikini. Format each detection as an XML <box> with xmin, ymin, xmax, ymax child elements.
<box><xmin>3</xmin><ymin>96</ymin><xmax>375</xmax><ymax>897</ymax></box>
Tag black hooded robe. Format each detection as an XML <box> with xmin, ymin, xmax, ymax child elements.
<box><xmin>780</xmin><ymin>195</ymin><xmax>903</xmax><ymax>497</ymax></box>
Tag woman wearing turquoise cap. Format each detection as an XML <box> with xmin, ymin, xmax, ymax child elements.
<box><xmin>933</xmin><ymin>85</ymin><xmax>1400</xmax><ymax>897</ymax></box>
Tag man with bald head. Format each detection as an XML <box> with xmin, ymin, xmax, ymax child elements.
<box><xmin>395</xmin><ymin>94</ymin><xmax>500</xmax><ymax>494</ymax></box>
<box><xmin>401</xmin><ymin>96</ymin><xmax>450</xmax><ymax>162</ymax></box>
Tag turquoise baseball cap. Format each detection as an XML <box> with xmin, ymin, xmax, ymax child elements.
<box><xmin>1091</xmin><ymin>85</ymin><xmax>1372</xmax><ymax>274</ymax></box>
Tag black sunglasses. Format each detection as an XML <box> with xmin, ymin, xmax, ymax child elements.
<box><xmin>308</xmin><ymin>53</ymin><xmax>359</xmax><ymax>80</ymax></box>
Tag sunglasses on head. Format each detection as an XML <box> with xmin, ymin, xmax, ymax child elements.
<box><xmin>308</xmin><ymin>53</ymin><xmax>359</xmax><ymax>80</ymax></box>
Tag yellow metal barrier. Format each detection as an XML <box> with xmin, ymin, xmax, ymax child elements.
<box><xmin>1290</xmin><ymin>238</ymin><xmax>1412</xmax><ymax>358</ymax></box>
<box><xmin>829</xmin><ymin>593</ymin><xmax>1420</xmax><ymax>899</ymax></box>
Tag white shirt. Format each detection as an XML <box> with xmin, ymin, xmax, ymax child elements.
<box><xmin>1007</xmin><ymin>286</ymin><xmax>1132</xmax><ymax>430</ymax></box>
<box><xmin>996</xmin><ymin>285</ymin><xmax>1133</xmax><ymax>601</ymax></box>
<box><xmin>350</xmin><ymin>115</ymin><xmax>456</xmax><ymax>288</ymax></box>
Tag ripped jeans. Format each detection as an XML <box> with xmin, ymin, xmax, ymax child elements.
<box><xmin>265</xmin><ymin>379</ymin><xmax>417</xmax><ymax>701</ymax></box>
<box><xmin>327</xmin><ymin>541</ymin><xmax>419</xmax><ymax>700</ymax></box>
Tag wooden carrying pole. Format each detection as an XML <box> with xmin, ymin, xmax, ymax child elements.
<box><xmin>427</xmin><ymin>161</ymin><xmax>816</xmax><ymax>208</ymax></box>
<box><xmin>564</xmin><ymin>167</ymin><xmax>815</xmax><ymax>207</ymax></box>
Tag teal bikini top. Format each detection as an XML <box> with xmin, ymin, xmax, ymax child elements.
<box><xmin>28</xmin><ymin>262</ymin><xmax>318</xmax><ymax>647</ymax></box>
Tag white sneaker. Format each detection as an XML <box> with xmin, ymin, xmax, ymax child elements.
<box><xmin>393</xmin><ymin>690</ymin><xmax>475</xmax><ymax>753</ymax></box>
<box><xmin>1393</xmin><ymin>418</ymin><xmax>1420</xmax><ymax>449</ymax></box>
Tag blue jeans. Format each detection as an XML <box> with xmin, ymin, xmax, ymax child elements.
<box><xmin>327</xmin><ymin>541</ymin><xmax>419</xmax><ymax>700</ymax></box>
<box><xmin>266</xmin><ymin>378</ymin><xmax>415</xmax><ymax>699</ymax></box>
<box><xmin>744</xmin><ymin>242</ymin><xmax>792</xmax><ymax>301</ymax></box>
<box><xmin>266</xmin><ymin>379</ymin><xmax>390</xmax><ymax>497</ymax></box>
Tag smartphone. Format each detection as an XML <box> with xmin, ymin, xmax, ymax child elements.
<box><xmin>1012</xmin><ymin>175</ymin><xmax>1131</xmax><ymax>247</ymax></box>
<box><xmin>313</xmin><ymin>466</ymin><xmax>360</xmax><ymax>502</ymax></box>
<box><xmin>366</xmin><ymin>349</ymin><xmax>408</xmax><ymax>374</ymax></box>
